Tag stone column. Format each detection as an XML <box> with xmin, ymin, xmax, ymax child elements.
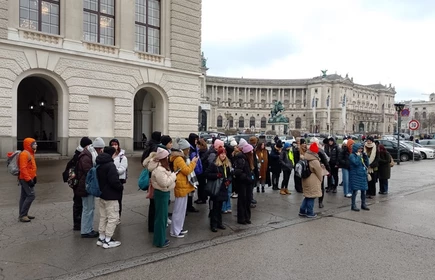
<box><xmin>118</xmin><ymin>0</ymin><xmax>135</xmax><ymax>50</ymax></box>
<box><xmin>63</xmin><ymin>0</ymin><xmax>83</xmax><ymax>42</ymax></box>
<box><xmin>244</xmin><ymin>88</ymin><xmax>247</xmax><ymax>103</ymax></box>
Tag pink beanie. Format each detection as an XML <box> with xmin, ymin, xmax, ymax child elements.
<box><xmin>238</xmin><ymin>138</ymin><xmax>248</xmax><ymax>149</ymax></box>
<box><xmin>214</xmin><ymin>139</ymin><xmax>224</xmax><ymax>149</ymax></box>
<box><xmin>242</xmin><ymin>144</ymin><xmax>253</xmax><ymax>153</ymax></box>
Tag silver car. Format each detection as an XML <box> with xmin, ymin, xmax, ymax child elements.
<box><xmin>417</xmin><ymin>139</ymin><xmax>435</xmax><ymax>149</ymax></box>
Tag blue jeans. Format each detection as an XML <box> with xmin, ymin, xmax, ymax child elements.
<box><xmin>81</xmin><ymin>195</ymin><xmax>95</xmax><ymax>234</ymax></box>
<box><xmin>222</xmin><ymin>184</ymin><xmax>232</xmax><ymax>211</ymax></box>
<box><xmin>379</xmin><ymin>179</ymin><xmax>389</xmax><ymax>193</ymax></box>
<box><xmin>299</xmin><ymin>197</ymin><xmax>315</xmax><ymax>216</ymax></box>
<box><xmin>351</xmin><ymin>190</ymin><xmax>367</xmax><ymax>208</ymax></box>
<box><xmin>342</xmin><ymin>169</ymin><xmax>350</xmax><ymax>196</ymax></box>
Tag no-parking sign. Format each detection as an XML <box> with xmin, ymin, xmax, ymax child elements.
<box><xmin>408</xmin><ymin>119</ymin><xmax>420</xmax><ymax>130</ymax></box>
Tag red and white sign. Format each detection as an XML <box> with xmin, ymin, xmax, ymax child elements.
<box><xmin>408</xmin><ymin>119</ymin><xmax>420</xmax><ymax>130</ymax></box>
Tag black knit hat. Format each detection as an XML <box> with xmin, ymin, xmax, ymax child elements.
<box><xmin>109</xmin><ymin>138</ymin><xmax>120</xmax><ymax>147</ymax></box>
<box><xmin>103</xmin><ymin>146</ymin><xmax>116</xmax><ymax>157</ymax></box>
<box><xmin>300</xmin><ymin>138</ymin><xmax>306</xmax><ymax>145</ymax></box>
<box><xmin>80</xmin><ymin>137</ymin><xmax>92</xmax><ymax>148</ymax></box>
<box><xmin>275</xmin><ymin>140</ymin><xmax>283</xmax><ymax>148</ymax></box>
<box><xmin>161</xmin><ymin>135</ymin><xmax>172</xmax><ymax>146</ymax></box>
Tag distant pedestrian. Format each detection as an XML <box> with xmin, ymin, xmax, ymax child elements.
<box><xmin>279</xmin><ymin>142</ymin><xmax>294</xmax><ymax>195</ymax></box>
<box><xmin>255</xmin><ymin>141</ymin><xmax>269</xmax><ymax>193</ymax></box>
<box><xmin>269</xmin><ymin>140</ymin><xmax>282</xmax><ymax>191</ymax></box>
<box><xmin>377</xmin><ymin>144</ymin><xmax>392</xmax><ymax>195</ymax></box>
<box><xmin>144</xmin><ymin>148</ymin><xmax>177</xmax><ymax>248</ymax></box>
<box><xmin>96</xmin><ymin>146</ymin><xmax>123</xmax><ymax>249</ymax></box>
<box><xmin>18</xmin><ymin>138</ymin><xmax>38</xmax><ymax>223</ymax></box>
<box><xmin>110</xmin><ymin>139</ymin><xmax>128</xmax><ymax>221</ymax></box>
<box><xmin>364</xmin><ymin>137</ymin><xmax>379</xmax><ymax>198</ymax></box>
<box><xmin>299</xmin><ymin>142</ymin><xmax>322</xmax><ymax>218</ymax></box>
<box><xmin>349</xmin><ymin>143</ymin><xmax>370</xmax><ymax>211</ymax></box>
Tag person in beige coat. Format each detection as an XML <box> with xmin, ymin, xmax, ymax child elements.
<box><xmin>299</xmin><ymin>142</ymin><xmax>323</xmax><ymax>218</ymax></box>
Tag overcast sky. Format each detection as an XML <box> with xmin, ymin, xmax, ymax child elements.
<box><xmin>201</xmin><ymin>0</ymin><xmax>435</xmax><ymax>102</ymax></box>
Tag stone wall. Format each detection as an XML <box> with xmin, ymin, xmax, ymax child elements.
<box><xmin>170</xmin><ymin>0</ymin><xmax>201</xmax><ymax>73</ymax></box>
<box><xmin>0</xmin><ymin>0</ymin><xmax>7</xmax><ymax>39</ymax></box>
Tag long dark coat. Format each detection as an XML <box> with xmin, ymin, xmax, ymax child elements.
<box><xmin>349</xmin><ymin>143</ymin><xmax>369</xmax><ymax>191</ymax></box>
<box><xmin>378</xmin><ymin>151</ymin><xmax>392</xmax><ymax>180</ymax></box>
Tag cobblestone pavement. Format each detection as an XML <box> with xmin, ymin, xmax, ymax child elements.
<box><xmin>0</xmin><ymin>157</ymin><xmax>433</xmax><ymax>279</ymax></box>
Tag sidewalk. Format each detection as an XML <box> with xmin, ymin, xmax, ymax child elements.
<box><xmin>0</xmin><ymin>158</ymin><xmax>433</xmax><ymax>280</ymax></box>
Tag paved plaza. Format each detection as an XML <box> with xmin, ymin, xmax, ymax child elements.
<box><xmin>0</xmin><ymin>157</ymin><xmax>434</xmax><ymax>280</ymax></box>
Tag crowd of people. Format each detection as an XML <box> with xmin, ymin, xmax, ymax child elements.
<box><xmin>15</xmin><ymin>131</ymin><xmax>393</xmax><ymax>250</ymax></box>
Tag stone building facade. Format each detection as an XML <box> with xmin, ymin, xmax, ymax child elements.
<box><xmin>400</xmin><ymin>94</ymin><xmax>435</xmax><ymax>135</ymax></box>
<box><xmin>201</xmin><ymin>74</ymin><xmax>397</xmax><ymax>136</ymax></box>
<box><xmin>0</xmin><ymin>0</ymin><xmax>202</xmax><ymax>158</ymax></box>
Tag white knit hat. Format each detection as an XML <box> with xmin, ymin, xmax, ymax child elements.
<box><xmin>230</xmin><ymin>139</ymin><xmax>238</xmax><ymax>147</ymax></box>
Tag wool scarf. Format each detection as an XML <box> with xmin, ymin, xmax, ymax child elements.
<box><xmin>364</xmin><ymin>142</ymin><xmax>376</xmax><ymax>173</ymax></box>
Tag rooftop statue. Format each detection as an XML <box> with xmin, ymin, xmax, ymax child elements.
<box><xmin>321</xmin><ymin>69</ymin><xmax>328</xmax><ymax>77</ymax></box>
<box><xmin>201</xmin><ymin>52</ymin><xmax>207</xmax><ymax>68</ymax></box>
<box><xmin>269</xmin><ymin>101</ymin><xmax>289</xmax><ymax>123</ymax></box>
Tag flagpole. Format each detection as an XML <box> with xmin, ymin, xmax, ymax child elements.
<box><xmin>327</xmin><ymin>95</ymin><xmax>331</xmax><ymax>136</ymax></box>
<box><xmin>342</xmin><ymin>94</ymin><xmax>346</xmax><ymax>135</ymax></box>
<box><xmin>312</xmin><ymin>97</ymin><xmax>316</xmax><ymax>133</ymax></box>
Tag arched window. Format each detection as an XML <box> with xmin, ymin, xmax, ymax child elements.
<box><xmin>228</xmin><ymin>116</ymin><xmax>233</xmax><ymax>128</ymax></box>
<box><xmin>239</xmin><ymin>116</ymin><xmax>244</xmax><ymax>128</ymax></box>
<box><xmin>250</xmin><ymin>117</ymin><xmax>255</xmax><ymax>128</ymax></box>
<box><xmin>217</xmin><ymin>115</ymin><xmax>223</xmax><ymax>128</ymax></box>
<box><xmin>415</xmin><ymin>112</ymin><xmax>419</xmax><ymax>119</ymax></box>
<box><xmin>423</xmin><ymin>112</ymin><xmax>427</xmax><ymax>119</ymax></box>
<box><xmin>295</xmin><ymin>117</ymin><xmax>301</xmax><ymax>129</ymax></box>
<box><xmin>261</xmin><ymin>117</ymin><xmax>267</xmax><ymax>128</ymax></box>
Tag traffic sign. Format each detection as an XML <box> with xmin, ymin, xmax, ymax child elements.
<box><xmin>401</xmin><ymin>108</ymin><xmax>410</xmax><ymax>117</ymax></box>
<box><xmin>408</xmin><ymin>119</ymin><xmax>420</xmax><ymax>130</ymax></box>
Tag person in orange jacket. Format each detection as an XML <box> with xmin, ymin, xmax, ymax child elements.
<box><xmin>18</xmin><ymin>138</ymin><xmax>38</xmax><ymax>222</ymax></box>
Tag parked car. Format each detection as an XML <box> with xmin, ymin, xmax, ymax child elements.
<box><xmin>232</xmin><ymin>134</ymin><xmax>255</xmax><ymax>144</ymax></box>
<box><xmin>417</xmin><ymin>139</ymin><xmax>435</xmax><ymax>149</ymax></box>
<box><xmin>403</xmin><ymin>141</ymin><xmax>434</xmax><ymax>159</ymax></box>
<box><xmin>378</xmin><ymin>140</ymin><xmax>421</xmax><ymax>162</ymax></box>
<box><xmin>394</xmin><ymin>133</ymin><xmax>411</xmax><ymax>140</ymax></box>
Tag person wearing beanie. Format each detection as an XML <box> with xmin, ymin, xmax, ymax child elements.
<box><xmin>17</xmin><ymin>138</ymin><xmax>37</xmax><ymax>223</ymax></box>
<box><xmin>279</xmin><ymin>141</ymin><xmax>294</xmax><ymax>195</ymax></box>
<box><xmin>349</xmin><ymin>143</ymin><xmax>370</xmax><ymax>211</ymax></box>
<box><xmin>269</xmin><ymin>139</ymin><xmax>282</xmax><ymax>190</ymax></box>
<box><xmin>109</xmin><ymin>139</ymin><xmax>128</xmax><ymax>221</ymax></box>
<box><xmin>338</xmin><ymin>139</ymin><xmax>352</xmax><ymax>198</ymax></box>
<box><xmin>299</xmin><ymin>142</ymin><xmax>323</xmax><ymax>218</ymax></box>
<box><xmin>62</xmin><ymin>136</ymin><xmax>92</xmax><ymax>230</ymax></box>
<box><xmin>143</xmin><ymin>147</ymin><xmax>177</xmax><ymax>248</ymax></box>
<box><xmin>202</xmin><ymin>138</ymin><xmax>224</xmax><ymax>180</ymax></box>
<box><xmin>230</xmin><ymin>139</ymin><xmax>238</xmax><ymax>147</ymax></box>
<box><xmin>205</xmin><ymin>146</ymin><xmax>232</xmax><ymax>232</ymax></box>
<box><xmin>308</xmin><ymin>138</ymin><xmax>330</xmax><ymax>209</ymax></box>
<box><xmin>324</xmin><ymin>137</ymin><xmax>340</xmax><ymax>194</ymax></box>
<box><xmin>196</xmin><ymin>138</ymin><xmax>209</xmax><ymax>203</ymax></box>
<box><xmin>233</xmin><ymin>142</ymin><xmax>255</xmax><ymax>224</ymax></box>
<box><xmin>161</xmin><ymin>135</ymin><xmax>173</xmax><ymax>150</ymax></box>
<box><xmin>141</xmin><ymin>131</ymin><xmax>162</xmax><ymax>233</ymax></box>
<box><xmin>169</xmin><ymin>140</ymin><xmax>198</xmax><ymax>238</ymax></box>
<box><xmin>255</xmin><ymin>141</ymin><xmax>269</xmax><ymax>193</ymax></box>
<box><xmin>76</xmin><ymin>137</ymin><xmax>105</xmax><ymax>238</ymax></box>
<box><xmin>249</xmin><ymin>136</ymin><xmax>258</xmax><ymax>147</ymax></box>
<box><xmin>238</xmin><ymin>138</ymin><xmax>248</xmax><ymax>150</ymax></box>
<box><xmin>94</xmin><ymin>146</ymin><xmax>123</xmax><ymax>249</ymax></box>
<box><xmin>186</xmin><ymin>134</ymin><xmax>203</xmax><ymax>212</ymax></box>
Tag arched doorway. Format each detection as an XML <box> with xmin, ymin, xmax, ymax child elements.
<box><xmin>133</xmin><ymin>86</ymin><xmax>167</xmax><ymax>150</ymax></box>
<box><xmin>359</xmin><ymin>122</ymin><xmax>365</xmax><ymax>132</ymax></box>
<box><xmin>200</xmin><ymin>110</ymin><xmax>207</xmax><ymax>131</ymax></box>
<box><xmin>17</xmin><ymin>77</ymin><xmax>58</xmax><ymax>152</ymax></box>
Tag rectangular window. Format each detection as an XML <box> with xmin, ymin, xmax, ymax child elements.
<box><xmin>83</xmin><ymin>0</ymin><xmax>115</xmax><ymax>45</ymax></box>
<box><xmin>19</xmin><ymin>0</ymin><xmax>60</xmax><ymax>35</ymax></box>
<box><xmin>135</xmin><ymin>0</ymin><xmax>160</xmax><ymax>54</ymax></box>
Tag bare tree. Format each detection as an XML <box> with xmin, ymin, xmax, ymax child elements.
<box><xmin>421</xmin><ymin>112</ymin><xmax>435</xmax><ymax>133</ymax></box>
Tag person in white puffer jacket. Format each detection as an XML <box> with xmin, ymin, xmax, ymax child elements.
<box><xmin>110</xmin><ymin>139</ymin><xmax>128</xmax><ymax>221</ymax></box>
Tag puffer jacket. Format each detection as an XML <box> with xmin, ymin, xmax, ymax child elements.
<box><xmin>232</xmin><ymin>152</ymin><xmax>254</xmax><ymax>187</ymax></box>
<box><xmin>146</xmin><ymin>159</ymin><xmax>176</xmax><ymax>192</ymax></box>
<box><xmin>318</xmin><ymin>149</ymin><xmax>331</xmax><ymax>172</ymax></box>
<box><xmin>338</xmin><ymin>145</ymin><xmax>350</xmax><ymax>169</ymax></box>
<box><xmin>19</xmin><ymin>137</ymin><xmax>37</xmax><ymax>182</ymax></box>
<box><xmin>96</xmin><ymin>153</ymin><xmax>123</xmax><ymax>201</ymax></box>
<box><xmin>170</xmin><ymin>151</ymin><xmax>196</xmax><ymax>197</ymax></box>
<box><xmin>302</xmin><ymin>151</ymin><xmax>323</xmax><ymax>198</ymax></box>
<box><xmin>279</xmin><ymin>148</ymin><xmax>294</xmax><ymax>171</ymax></box>
<box><xmin>349</xmin><ymin>143</ymin><xmax>369</xmax><ymax>191</ymax></box>
<box><xmin>205</xmin><ymin>161</ymin><xmax>232</xmax><ymax>201</ymax></box>
<box><xmin>269</xmin><ymin>146</ymin><xmax>281</xmax><ymax>173</ymax></box>
<box><xmin>325</xmin><ymin>142</ymin><xmax>340</xmax><ymax>165</ymax></box>
<box><xmin>113</xmin><ymin>149</ymin><xmax>128</xmax><ymax>181</ymax></box>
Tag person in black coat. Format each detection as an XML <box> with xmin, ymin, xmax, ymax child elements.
<box><xmin>315</xmin><ymin>139</ymin><xmax>331</xmax><ymax>208</ymax></box>
<box><xmin>233</xmin><ymin>145</ymin><xmax>255</xmax><ymax>225</ymax></box>
<box><xmin>292</xmin><ymin>138</ymin><xmax>305</xmax><ymax>193</ymax></box>
<box><xmin>96</xmin><ymin>147</ymin><xmax>123</xmax><ymax>249</ymax></box>
<box><xmin>205</xmin><ymin>147</ymin><xmax>232</xmax><ymax>232</ymax></box>
<box><xmin>269</xmin><ymin>141</ymin><xmax>282</xmax><ymax>190</ymax></box>
<box><xmin>324</xmin><ymin>137</ymin><xmax>340</xmax><ymax>193</ymax></box>
<box><xmin>338</xmin><ymin>141</ymin><xmax>351</xmax><ymax>197</ymax></box>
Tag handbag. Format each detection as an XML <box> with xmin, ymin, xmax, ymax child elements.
<box><xmin>390</xmin><ymin>156</ymin><xmax>395</xmax><ymax>167</ymax></box>
<box><xmin>362</xmin><ymin>158</ymin><xmax>372</xmax><ymax>182</ymax></box>
<box><xmin>205</xmin><ymin>178</ymin><xmax>223</xmax><ymax>197</ymax></box>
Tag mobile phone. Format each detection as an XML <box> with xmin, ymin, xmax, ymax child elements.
<box><xmin>174</xmin><ymin>168</ymin><xmax>181</xmax><ymax>174</ymax></box>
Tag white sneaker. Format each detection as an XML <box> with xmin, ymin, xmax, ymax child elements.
<box><xmin>180</xmin><ymin>229</ymin><xmax>188</xmax><ymax>234</ymax></box>
<box><xmin>96</xmin><ymin>238</ymin><xmax>104</xmax><ymax>246</ymax></box>
<box><xmin>170</xmin><ymin>233</ymin><xmax>185</xmax><ymax>238</ymax></box>
<box><xmin>345</xmin><ymin>194</ymin><xmax>352</xmax><ymax>198</ymax></box>
<box><xmin>103</xmin><ymin>239</ymin><xmax>121</xmax><ymax>249</ymax></box>
<box><xmin>231</xmin><ymin>193</ymin><xmax>238</xmax><ymax>198</ymax></box>
<box><xmin>167</xmin><ymin>218</ymin><xmax>172</xmax><ymax>225</ymax></box>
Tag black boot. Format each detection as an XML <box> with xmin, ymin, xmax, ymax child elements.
<box><xmin>261</xmin><ymin>186</ymin><xmax>265</xmax><ymax>193</ymax></box>
<box><xmin>361</xmin><ymin>205</ymin><xmax>370</xmax><ymax>211</ymax></box>
<box><xmin>256</xmin><ymin>187</ymin><xmax>260</xmax><ymax>193</ymax></box>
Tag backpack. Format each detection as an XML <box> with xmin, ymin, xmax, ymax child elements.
<box><xmin>138</xmin><ymin>168</ymin><xmax>150</xmax><ymax>191</ymax></box>
<box><xmin>85</xmin><ymin>165</ymin><xmax>101</xmax><ymax>197</ymax></box>
<box><xmin>62</xmin><ymin>154</ymin><xmax>79</xmax><ymax>189</ymax></box>
<box><xmin>295</xmin><ymin>159</ymin><xmax>312</xmax><ymax>179</ymax></box>
<box><xmin>7</xmin><ymin>150</ymin><xmax>30</xmax><ymax>176</ymax></box>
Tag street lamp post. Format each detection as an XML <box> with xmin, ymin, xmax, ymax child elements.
<box><xmin>394</xmin><ymin>103</ymin><xmax>405</xmax><ymax>165</ymax></box>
